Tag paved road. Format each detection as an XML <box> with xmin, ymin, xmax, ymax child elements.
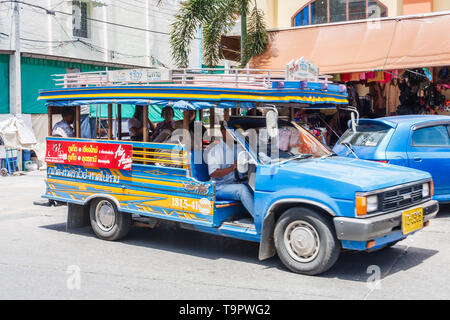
<box><xmin>0</xmin><ymin>171</ymin><xmax>449</xmax><ymax>300</ymax></box>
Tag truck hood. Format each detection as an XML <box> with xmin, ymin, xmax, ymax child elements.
<box><xmin>259</xmin><ymin>156</ymin><xmax>431</xmax><ymax>199</ymax></box>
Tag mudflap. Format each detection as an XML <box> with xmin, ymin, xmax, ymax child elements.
<box><xmin>67</xmin><ymin>203</ymin><xmax>90</xmax><ymax>231</ymax></box>
<box><xmin>258</xmin><ymin>214</ymin><xmax>276</xmax><ymax>260</ymax></box>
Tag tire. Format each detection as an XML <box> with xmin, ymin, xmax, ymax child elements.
<box><xmin>274</xmin><ymin>207</ymin><xmax>341</xmax><ymax>276</ymax></box>
<box><xmin>89</xmin><ymin>198</ymin><xmax>131</xmax><ymax>241</ymax></box>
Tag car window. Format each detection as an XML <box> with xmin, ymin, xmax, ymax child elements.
<box><xmin>338</xmin><ymin>122</ymin><xmax>391</xmax><ymax>147</ymax></box>
<box><xmin>412</xmin><ymin>125</ymin><xmax>450</xmax><ymax>147</ymax></box>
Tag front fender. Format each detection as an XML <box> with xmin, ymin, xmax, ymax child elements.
<box><xmin>256</xmin><ymin>188</ymin><xmax>344</xmax><ymax>223</ymax></box>
<box><xmin>256</xmin><ymin>190</ymin><xmax>350</xmax><ymax>261</ymax></box>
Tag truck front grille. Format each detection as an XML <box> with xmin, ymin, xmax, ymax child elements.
<box><xmin>380</xmin><ymin>184</ymin><xmax>424</xmax><ymax>212</ymax></box>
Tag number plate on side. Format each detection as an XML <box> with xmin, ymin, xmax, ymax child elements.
<box><xmin>402</xmin><ymin>207</ymin><xmax>423</xmax><ymax>235</ymax></box>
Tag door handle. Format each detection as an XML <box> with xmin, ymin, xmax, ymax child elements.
<box><xmin>413</xmin><ymin>157</ymin><xmax>422</xmax><ymax>162</ymax></box>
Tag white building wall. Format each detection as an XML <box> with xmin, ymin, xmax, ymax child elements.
<box><xmin>0</xmin><ymin>0</ymin><xmax>200</xmax><ymax>68</ymax></box>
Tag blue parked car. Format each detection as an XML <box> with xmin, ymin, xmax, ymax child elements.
<box><xmin>334</xmin><ymin>115</ymin><xmax>450</xmax><ymax>203</ymax></box>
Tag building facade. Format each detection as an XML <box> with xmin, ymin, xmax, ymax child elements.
<box><xmin>0</xmin><ymin>0</ymin><xmax>200</xmax><ymax>115</ymax></box>
<box><xmin>256</xmin><ymin>0</ymin><xmax>450</xmax><ymax>29</ymax></box>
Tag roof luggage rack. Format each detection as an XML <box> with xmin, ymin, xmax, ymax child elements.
<box><xmin>52</xmin><ymin>67</ymin><xmax>334</xmax><ymax>89</ymax></box>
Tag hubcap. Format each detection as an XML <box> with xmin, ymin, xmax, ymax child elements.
<box><xmin>95</xmin><ymin>200</ymin><xmax>116</xmax><ymax>232</ymax></box>
<box><xmin>284</xmin><ymin>221</ymin><xmax>320</xmax><ymax>263</ymax></box>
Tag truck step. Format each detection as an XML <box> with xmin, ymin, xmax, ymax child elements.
<box><xmin>222</xmin><ymin>218</ymin><xmax>256</xmax><ymax>230</ymax></box>
<box><xmin>217</xmin><ymin>218</ymin><xmax>260</xmax><ymax>242</ymax></box>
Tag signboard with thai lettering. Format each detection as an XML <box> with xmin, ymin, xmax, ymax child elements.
<box><xmin>107</xmin><ymin>68</ymin><xmax>170</xmax><ymax>83</ymax></box>
<box><xmin>286</xmin><ymin>57</ymin><xmax>319</xmax><ymax>81</ymax></box>
<box><xmin>45</xmin><ymin>140</ymin><xmax>133</xmax><ymax>170</ymax></box>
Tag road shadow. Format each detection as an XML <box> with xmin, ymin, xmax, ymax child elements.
<box><xmin>436</xmin><ymin>204</ymin><xmax>450</xmax><ymax>219</ymax></box>
<box><xmin>40</xmin><ymin>221</ymin><xmax>263</xmax><ymax>265</ymax></box>
<box><xmin>318</xmin><ymin>244</ymin><xmax>438</xmax><ymax>282</ymax></box>
<box><xmin>40</xmin><ymin>221</ymin><xmax>438</xmax><ymax>282</ymax></box>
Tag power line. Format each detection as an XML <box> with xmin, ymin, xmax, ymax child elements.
<box><xmin>110</xmin><ymin>0</ymin><xmax>181</xmax><ymax>18</ymax></box>
<box><xmin>0</xmin><ymin>29</ymin><xmax>168</xmax><ymax>66</ymax></box>
<box><xmin>0</xmin><ymin>0</ymin><xmax>188</xmax><ymax>37</ymax></box>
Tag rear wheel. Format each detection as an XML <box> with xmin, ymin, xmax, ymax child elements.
<box><xmin>274</xmin><ymin>207</ymin><xmax>340</xmax><ymax>275</ymax></box>
<box><xmin>89</xmin><ymin>198</ymin><xmax>131</xmax><ymax>241</ymax></box>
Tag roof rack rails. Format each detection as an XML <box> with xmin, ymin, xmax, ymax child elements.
<box><xmin>52</xmin><ymin>67</ymin><xmax>333</xmax><ymax>89</ymax></box>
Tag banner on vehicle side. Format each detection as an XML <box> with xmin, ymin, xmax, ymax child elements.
<box><xmin>45</xmin><ymin>140</ymin><xmax>133</xmax><ymax>170</ymax></box>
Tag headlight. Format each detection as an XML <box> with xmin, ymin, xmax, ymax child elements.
<box><xmin>422</xmin><ymin>183</ymin><xmax>430</xmax><ymax>198</ymax></box>
<box><xmin>367</xmin><ymin>195</ymin><xmax>378</xmax><ymax>213</ymax></box>
<box><xmin>356</xmin><ymin>195</ymin><xmax>378</xmax><ymax>216</ymax></box>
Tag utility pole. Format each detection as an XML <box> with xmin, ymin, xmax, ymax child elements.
<box><xmin>9</xmin><ymin>0</ymin><xmax>23</xmax><ymax>172</ymax></box>
<box><xmin>9</xmin><ymin>0</ymin><xmax>22</xmax><ymax>115</ymax></box>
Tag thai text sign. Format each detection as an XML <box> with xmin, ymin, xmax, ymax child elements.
<box><xmin>286</xmin><ymin>57</ymin><xmax>319</xmax><ymax>81</ymax></box>
<box><xmin>45</xmin><ymin>140</ymin><xmax>133</xmax><ymax>170</ymax></box>
<box><xmin>107</xmin><ymin>68</ymin><xmax>170</xmax><ymax>83</ymax></box>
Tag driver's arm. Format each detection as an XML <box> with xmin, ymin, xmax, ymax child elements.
<box><xmin>210</xmin><ymin>162</ymin><xmax>237</xmax><ymax>179</ymax></box>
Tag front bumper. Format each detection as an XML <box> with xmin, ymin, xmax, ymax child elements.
<box><xmin>333</xmin><ymin>200</ymin><xmax>439</xmax><ymax>242</ymax></box>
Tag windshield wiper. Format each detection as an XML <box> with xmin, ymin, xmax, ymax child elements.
<box><xmin>341</xmin><ymin>142</ymin><xmax>359</xmax><ymax>159</ymax></box>
<box><xmin>278</xmin><ymin>154</ymin><xmax>313</xmax><ymax>165</ymax></box>
<box><xmin>321</xmin><ymin>152</ymin><xmax>338</xmax><ymax>159</ymax></box>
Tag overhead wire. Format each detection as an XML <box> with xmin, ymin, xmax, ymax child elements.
<box><xmin>16</xmin><ymin>2</ymin><xmax>173</xmax><ymax>66</ymax></box>
<box><xmin>0</xmin><ymin>0</ymin><xmax>202</xmax><ymax>66</ymax></box>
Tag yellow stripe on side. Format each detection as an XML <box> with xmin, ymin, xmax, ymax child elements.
<box><xmin>47</xmin><ymin>178</ymin><xmax>214</xmax><ymax>215</ymax></box>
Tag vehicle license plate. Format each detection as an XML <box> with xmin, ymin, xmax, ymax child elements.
<box><xmin>402</xmin><ymin>207</ymin><xmax>423</xmax><ymax>234</ymax></box>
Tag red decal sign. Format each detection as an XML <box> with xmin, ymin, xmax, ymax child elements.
<box><xmin>46</xmin><ymin>140</ymin><xmax>133</xmax><ymax>170</ymax></box>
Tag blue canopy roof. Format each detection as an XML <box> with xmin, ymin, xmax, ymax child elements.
<box><xmin>38</xmin><ymin>84</ymin><xmax>349</xmax><ymax>110</ymax></box>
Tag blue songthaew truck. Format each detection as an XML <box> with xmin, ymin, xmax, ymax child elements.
<box><xmin>37</xmin><ymin>65</ymin><xmax>438</xmax><ymax>275</ymax></box>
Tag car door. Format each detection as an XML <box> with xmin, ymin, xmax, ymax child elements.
<box><xmin>407</xmin><ymin>122</ymin><xmax>450</xmax><ymax>197</ymax></box>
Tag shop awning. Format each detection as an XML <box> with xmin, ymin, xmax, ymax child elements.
<box><xmin>250</xmin><ymin>12</ymin><xmax>450</xmax><ymax>74</ymax></box>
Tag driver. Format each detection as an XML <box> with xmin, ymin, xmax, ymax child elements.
<box><xmin>205</xmin><ymin>123</ymin><xmax>255</xmax><ymax>218</ymax></box>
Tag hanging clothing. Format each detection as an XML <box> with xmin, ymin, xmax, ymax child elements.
<box><xmin>384</xmin><ymin>80</ymin><xmax>401</xmax><ymax>115</ymax></box>
<box><xmin>341</xmin><ymin>73</ymin><xmax>351</xmax><ymax>82</ymax></box>
<box><xmin>368</xmin><ymin>82</ymin><xmax>386</xmax><ymax>115</ymax></box>
<box><xmin>381</xmin><ymin>71</ymin><xmax>393</xmax><ymax>84</ymax></box>
<box><xmin>350</xmin><ymin>73</ymin><xmax>360</xmax><ymax>81</ymax></box>
<box><xmin>332</xmin><ymin>74</ymin><xmax>341</xmax><ymax>81</ymax></box>
<box><xmin>368</xmin><ymin>71</ymin><xmax>385</xmax><ymax>83</ymax></box>
<box><xmin>366</xmin><ymin>71</ymin><xmax>375</xmax><ymax>80</ymax></box>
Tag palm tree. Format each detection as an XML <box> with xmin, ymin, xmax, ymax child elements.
<box><xmin>169</xmin><ymin>0</ymin><xmax>268</xmax><ymax>68</ymax></box>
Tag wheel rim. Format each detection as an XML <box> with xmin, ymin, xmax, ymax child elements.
<box><xmin>283</xmin><ymin>220</ymin><xmax>320</xmax><ymax>263</ymax></box>
<box><xmin>95</xmin><ymin>200</ymin><xmax>116</xmax><ymax>232</ymax></box>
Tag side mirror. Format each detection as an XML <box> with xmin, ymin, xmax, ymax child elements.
<box><xmin>237</xmin><ymin>150</ymin><xmax>255</xmax><ymax>173</ymax></box>
<box><xmin>266</xmin><ymin>110</ymin><xmax>278</xmax><ymax>138</ymax></box>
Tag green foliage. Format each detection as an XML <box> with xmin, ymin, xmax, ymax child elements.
<box><xmin>243</xmin><ymin>4</ymin><xmax>268</xmax><ymax>66</ymax></box>
<box><xmin>170</xmin><ymin>0</ymin><xmax>215</xmax><ymax>68</ymax></box>
<box><xmin>170</xmin><ymin>0</ymin><xmax>268</xmax><ymax>68</ymax></box>
<box><xmin>202</xmin><ymin>1</ymin><xmax>240</xmax><ymax>67</ymax></box>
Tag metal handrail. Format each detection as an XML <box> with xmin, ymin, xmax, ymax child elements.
<box><xmin>51</xmin><ymin>67</ymin><xmax>332</xmax><ymax>89</ymax></box>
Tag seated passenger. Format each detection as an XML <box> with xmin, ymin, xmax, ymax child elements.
<box><xmin>246</xmin><ymin>108</ymin><xmax>263</xmax><ymax>116</ymax></box>
<box><xmin>150</xmin><ymin>106</ymin><xmax>175</xmax><ymax>143</ymax></box>
<box><xmin>52</xmin><ymin>108</ymin><xmax>75</xmax><ymax>137</ymax></box>
<box><xmin>128</xmin><ymin>105</ymin><xmax>155</xmax><ymax>141</ymax></box>
<box><xmin>205</xmin><ymin>123</ymin><xmax>255</xmax><ymax>218</ymax></box>
<box><xmin>186</xmin><ymin>110</ymin><xmax>207</xmax><ymax>149</ymax></box>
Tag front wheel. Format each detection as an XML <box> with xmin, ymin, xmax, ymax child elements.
<box><xmin>274</xmin><ymin>207</ymin><xmax>341</xmax><ymax>275</ymax></box>
<box><xmin>89</xmin><ymin>198</ymin><xmax>131</xmax><ymax>241</ymax></box>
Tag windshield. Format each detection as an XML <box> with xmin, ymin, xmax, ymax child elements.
<box><xmin>338</xmin><ymin>122</ymin><xmax>391</xmax><ymax>147</ymax></box>
<box><xmin>230</xmin><ymin>118</ymin><xmax>331</xmax><ymax>164</ymax></box>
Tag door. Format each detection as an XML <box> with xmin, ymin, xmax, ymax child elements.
<box><xmin>407</xmin><ymin>123</ymin><xmax>450</xmax><ymax>197</ymax></box>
